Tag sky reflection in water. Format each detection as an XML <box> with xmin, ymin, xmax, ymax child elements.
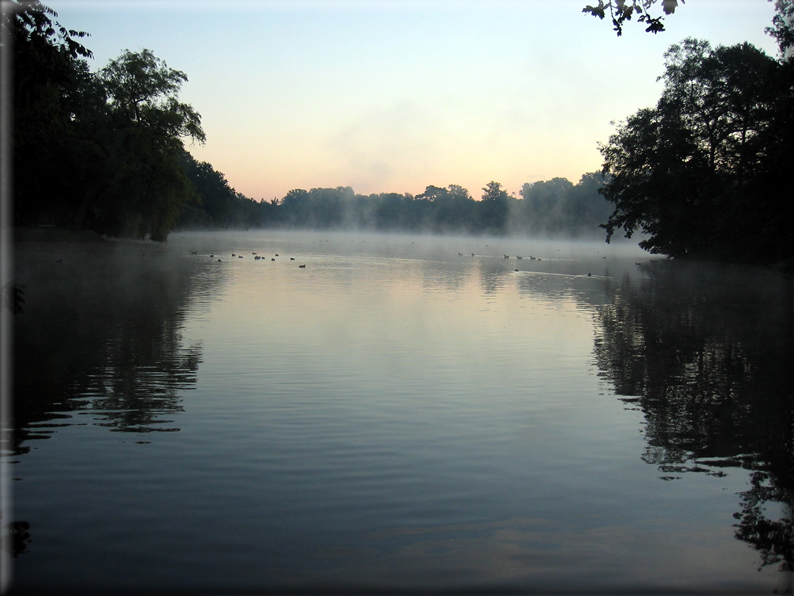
<box><xmin>7</xmin><ymin>231</ymin><xmax>792</xmax><ymax>594</ymax></box>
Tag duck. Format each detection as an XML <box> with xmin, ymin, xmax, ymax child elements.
<box><xmin>299</xmin><ymin>264</ymin><xmax>306</xmax><ymax>268</ymax></box>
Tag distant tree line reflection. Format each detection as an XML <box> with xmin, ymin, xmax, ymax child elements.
<box><xmin>592</xmin><ymin>261</ymin><xmax>793</xmax><ymax>571</ymax></box>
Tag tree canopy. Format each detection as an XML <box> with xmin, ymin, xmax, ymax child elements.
<box><xmin>7</xmin><ymin>0</ymin><xmax>205</xmax><ymax>241</ymax></box>
<box><xmin>599</xmin><ymin>37</ymin><xmax>793</xmax><ymax>262</ymax></box>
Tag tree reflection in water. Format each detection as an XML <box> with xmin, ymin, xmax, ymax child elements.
<box><xmin>593</xmin><ymin>260</ymin><xmax>793</xmax><ymax>572</ymax></box>
<box><xmin>11</xmin><ymin>241</ymin><xmax>218</xmax><ymax>454</ymax></box>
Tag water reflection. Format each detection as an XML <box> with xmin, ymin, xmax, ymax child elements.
<box><xmin>592</xmin><ymin>260</ymin><xmax>793</xmax><ymax>571</ymax></box>
<box><xmin>10</xmin><ymin>240</ymin><xmax>221</xmax><ymax>454</ymax></box>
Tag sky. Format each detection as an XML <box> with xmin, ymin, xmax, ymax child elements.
<box><xmin>46</xmin><ymin>0</ymin><xmax>780</xmax><ymax>202</ymax></box>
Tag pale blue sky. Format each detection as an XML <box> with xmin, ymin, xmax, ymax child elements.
<box><xmin>48</xmin><ymin>0</ymin><xmax>779</xmax><ymax>201</ymax></box>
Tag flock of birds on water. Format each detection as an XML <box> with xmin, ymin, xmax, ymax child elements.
<box><xmin>191</xmin><ymin>250</ymin><xmax>306</xmax><ymax>267</ymax></box>
<box><xmin>186</xmin><ymin>247</ymin><xmax>618</xmax><ymax>278</ymax></box>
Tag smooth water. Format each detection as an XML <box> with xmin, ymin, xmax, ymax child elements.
<box><xmin>6</xmin><ymin>230</ymin><xmax>793</xmax><ymax>594</ymax></box>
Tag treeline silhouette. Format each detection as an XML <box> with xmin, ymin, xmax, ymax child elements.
<box><xmin>8</xmin><ymin>1</ymin><xmax>612</xmax><ymax>243</ymax></box>
<box><xmin>176</xmin><ymin>162</ymin><xmax>614</xmax><ymax>237</ymax></box>
<box><xmin>10</xmin><ymin>0</ymin><xmax>794</xmax><ymax>265</ymax></box>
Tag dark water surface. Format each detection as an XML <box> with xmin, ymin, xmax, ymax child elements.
<box><xmin>5</xmin><ymin>231</ymin><xmax>793</xmax><ymax>594</ymax></box>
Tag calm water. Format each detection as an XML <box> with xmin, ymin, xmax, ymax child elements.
<box><xmin>5</xmin><ymin>230</ymin><xmax>793</xmax><ymax>594</ymax></box>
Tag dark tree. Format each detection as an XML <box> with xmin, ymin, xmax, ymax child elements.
<box><xmin>767</xmin><ymin>0</ymin><xmax>794</xmax><ymax>58</ymax></box>
<box><xmin>75</xmin><ymin>49</ymin><xmax>205</xmax><ymax>241</ymax></box>
<box><xmin>479</xmin><ymin>181</ymin><xmax>509</xmax><ymax>234</ymax></box>
<box><xmin>6</xmin><ymin>1</ymin><xmax>208</xmax><ymax>241</ymax></box>
<box><xmin>5</xmin><ymin>0</ymin><xmax>93</xmax><ymax>226</ymax></box>
<box><xmin>599</xmin><ymin>38</ymin><xmax>792</xmax><ymax>262</ymax></box>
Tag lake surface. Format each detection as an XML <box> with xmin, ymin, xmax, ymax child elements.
<box><xmin>5</xmin><ymin>230</ymin><xmax>793</xmax><ymax>594</ymax></box>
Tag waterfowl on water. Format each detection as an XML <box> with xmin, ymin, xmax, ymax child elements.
<box><xmin>516</xmin><ymin>256</ymin><xmax>522</xmax><ymax>260</ymax></box>
<box><xmin>271</xmin><ymin>258</ymin><xmax>275</xmax><ymax>261</ymax></box>
<box><xmin>290</xmin><ymin>257</ymin><xmax>295</xmax><ymax>260</ymax></box>
<box><xmin>299</xmin><ymin>264</ymin><xmax>306</xmax><ymax>268</ymax></box>
<box><xmin>504</xmin><ymin>255</ymin><xmax>509</xmax><ymax>259</ymax></box>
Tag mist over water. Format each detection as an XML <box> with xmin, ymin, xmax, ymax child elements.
<box><xmin>6</xmin><ymin>230</ymin><xmax>792</xmax><ymax>594</ymax></box>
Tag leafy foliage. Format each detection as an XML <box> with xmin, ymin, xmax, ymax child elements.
<box><xmin>766</xmin><ymin>0</ymin><xmax>794</xmax><ymax>58</ymax></box>
<box><xmin>599</xmin><ymin>38</ymin><xmax>793</xmax><ymax>262</ymax></box>
<box><xmin>7</xmin><ymin>1</ymin><xmax>205</xmax><ymax>241</ymax></box>
<box><xmin>582</xmin><ymin>0</ymin><xmax>683</xmax><ymax>35</ymax></box>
